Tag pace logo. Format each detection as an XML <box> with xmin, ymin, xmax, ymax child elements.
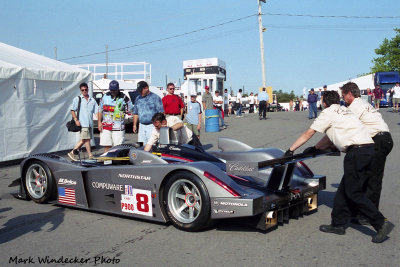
<box><xmin>213</xmin><ymin>209</ymin><xmax>234</xmax><ymax>214</ymax></box>
<box><xmin>58</xmin><ymin>178</ymin><xmax>77</xmax><ymax>186</ymax></box>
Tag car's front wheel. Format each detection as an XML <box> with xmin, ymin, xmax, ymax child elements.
<box><xmin>24</xmin><ymin>160</ymin><xmax>56</xmax><ymax>204</ymax></box>
<box><xmin>163</xmin><ymin>171</ymin><xmax>211</xmax><ymax>231</ymax></box>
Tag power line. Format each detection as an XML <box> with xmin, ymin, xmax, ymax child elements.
<box><xmin>60</xmin><ymin>13</ymin><xmax>258</xmax><ymax>61</ymax></box>
<box><xmin>60</xmin><ymin>12</ymin><xmax>400</xmax><ymax>61</ymax></box>
<box><xmin>264</xmin><ymin>12</ymin><xmax>400</xmax><ymax>19</ymax></box>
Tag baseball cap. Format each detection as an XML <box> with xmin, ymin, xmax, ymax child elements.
<box><xmin>310</xmin><ymin>88</ymin><xmax>314</xmax><ymax>91</ymax></box>
<box><xmin>323</xmin><ymin>85</ymin><xmax>327</xmax><ymax>88</ymax></box>
<box><xmin>205</xmin><ymin>86</ymin><xmax>209</xmax><ymax>90</ymax></box>
<box><xmin>109</xmin><ymin>80</ymin><xmax>119</xmax><ymax>91</ymax></box>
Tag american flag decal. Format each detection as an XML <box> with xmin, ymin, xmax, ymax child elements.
<box><xmin>58</xmin><ymin>187</ymin><xmax>76</xmax><ymax>205</ymax></box>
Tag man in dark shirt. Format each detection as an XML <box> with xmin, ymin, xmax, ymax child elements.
<box><xmin>307</xmin><ymin>88</ymin><xmax>318</xmax><ymax>119</ymax></box>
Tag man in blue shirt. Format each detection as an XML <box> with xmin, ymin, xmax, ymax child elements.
<box><xmin>258</xmin><ymin>87</ymin><xmax>269</xmax><ymax>120</ymax></box>
<box><xmin>186</xmin><ymin>94</ymin><xmax>202</xmax><ymax>138</ymax></box>
<box><xmin>307</xmin><ymin>88</ymin><xmax>318</xmax><ymax>119</ymax></box>
<box><xmin>133</xmin><ymin>81</ymin><xmax>164</xmax><ymax>145</ymax></box>
<box><xmin>68</xmin><ymin>83</ymin><xmax>98</xmax><ymax>160</ymax></box>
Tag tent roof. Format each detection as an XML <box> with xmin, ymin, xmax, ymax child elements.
<box><xmin>0</xmin><ymin>42</ymin><xmax>90</xmax><ymax>80</ymax></box>
<box><xmin>312</xmin><ymin>74</ymin><xmax>374</xmax><ymax>92</ymax></box>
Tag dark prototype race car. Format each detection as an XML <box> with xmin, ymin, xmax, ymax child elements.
<box><xmin>10</xmin><ymin>129</ymin><xmax>336</xmax><ymax>232</ymax></box>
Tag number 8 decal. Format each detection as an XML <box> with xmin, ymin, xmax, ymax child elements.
<box><xmin>121</xmin><ymin>189</ymin><xmax>152</xmax><ymax>216</ymax></box>
<box><xmin>136</xmin><ymin>193</ymin><xmax>149</xmax><ymax>212</ymax></box>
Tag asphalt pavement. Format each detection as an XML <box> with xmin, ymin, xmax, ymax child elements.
<box><xmin>0</xmin><ymin>109</ymin><xmax>399</xmax><ymax>266</ymax></box>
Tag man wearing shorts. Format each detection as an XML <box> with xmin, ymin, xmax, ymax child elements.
<box><xmin>68</xmin><ymin>83</ymin><xmax>98</xmax><ymax>160</ymax></box>
<box><xmin>390</xmin><ymin>82</ymin><xmax>400</xmax><ymax>112</ymax></box>
<box><xmin>98</xmin><ymin>80</ymin><xmax>133</xmax><ymax>152</ymax></box>
<box><xmin>185</xmin><ymin>94</ymin><xmax>202</xmax><ymax>138</ymax></box>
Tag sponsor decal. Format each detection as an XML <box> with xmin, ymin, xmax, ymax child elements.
<box><xmin>226</xmin><ymin>161</ymin><xmax>258</xmax><ymax>176</ymax></box>
<box><xmin>141</xmin><ymin>160</ymin><xmax>152</xmax><ymax>163</ymax></box>
<box><xmin>130</xmin><ymin>152</ymin><xmax>137</xmax><ymax>160</ymax></box>
<box><xmin>58</xmin><ymin>178</ymin><xmax>77</xmax><ymax>186</ymax></box>
<box><xmin>118</xmin><ymin>173</ymin><xmax>151</xmax><ymax>181</ymax></box>
<box><xmin>92</xmin><ymin>182</ymin><xmax>123</xmax><ymax>191</ymax></box>
<box><xmin>104</xmin><ymin>160</ymin><xmax>112</xmax><ymax>165</ymax></box>
<box><xmin>121</xmin><ymin>188</ymin><xmax>153</xmax><ymax>217</ymax></box>
<box><xmin>169</xmin><ymin>146</ymin><xmax>181</xmax><ymax>151</ymax></box>
<box><xmin>213</xmin><ymin>209</ymin><xmax>234</xmax><ymax>214</ymax></box>
<box><xmin>227</xmin><ymin>162</ymin><xmax>256</xmax><ymax>172</ymax></box>
<box><xmin>58</xmin><ymin>187</ymin><xmax>76</xmax><ymax>205</ymax></box>
<box><xmin>303</xmin><ymin>191</ymin><xmax>314</xmax><ymax>197</ymax></box>
<box><xmin>219</xmin><ymin>201</ymin><xmax>248</xmax><ymax>207</ymax></box>
<box><xmin>125</xmin><ymin>185</ymin><xmax>133</xmax><ymax>196</ymax></box>
<box><xmin>213</xmin><ymin>200</ymin><xmax>219</xmax><ymax>206</ymax></box>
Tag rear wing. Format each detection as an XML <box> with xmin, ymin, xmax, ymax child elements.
<box><xmin>226</xmin><ymin>150</ymin><xmax>339</xmax><ymax>191</ymax></box>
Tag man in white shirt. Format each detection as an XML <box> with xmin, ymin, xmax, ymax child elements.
<box><xmin>341</xmin><ymin>82</ymin><xmax>393</xmax><ymax>224</ymax></box>
<box><xmin>248</xmin><ymin>92</ymin><xmax>255</xmax><ymax>113</ymax></box>
<box><xmin>144</xmin><ymin>113</ymin><xmax>201</xmax><ymax>151</ymax></box>
<box><xmin>236</xmin><ymin>89</ymin><xmax>243</xmax><ymax>117</ymax></box>
<box><xmin>390</xmin><ymin>82</ymin><xmax>400</xmax><ymax>112</ymax></box>
<box><xmin>223</xmin><ymin>88</ymin><xmax>231</xmax><ymax>116</ymax></box>
<box><xmin>285</xmin><ymin>90</ymin><xmax>394</xmax><ymax>243</ymax></box>
<box><xmin>213</xmin><ymin>91</ymin><xmax>226</xmax><ymax>129</ymax></box>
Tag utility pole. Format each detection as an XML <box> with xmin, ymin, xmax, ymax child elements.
<box><xmin>258</xmin><ymin>0</ymin><xmax>267</xmax><ymax>87</ymax></box>
<box><xmin>105</xmin><ymin>44</ymin><xmax>109</xmax><ymax>78</ymax></box>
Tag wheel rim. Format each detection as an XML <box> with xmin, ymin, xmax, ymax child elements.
<box><xmin>25</xmin><ymin>164</ymin><xmax>48</xmax><ymax>199</ymax></box>
<box><xmin>168</xmin><ymin>179</ymin><xmax>202</xmax><ymax>224</ymax></box>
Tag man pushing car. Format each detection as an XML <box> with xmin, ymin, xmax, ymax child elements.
<box><xmin>284</xmin><ymin>90</ymin><xmax>394</xmax><ymax>243</ymax></box>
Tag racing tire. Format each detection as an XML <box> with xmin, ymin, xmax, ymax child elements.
<box><xmin>23</xmin><ymin>160</ymin><xmax>56</xmax><ymax>204</ymax></box>
<box><xmin>163</xmin><ymin>171</ymin><xmax>211</xmax><ymax>231</ymax></box>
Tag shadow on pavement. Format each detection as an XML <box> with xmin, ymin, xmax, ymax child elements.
<box><xmin>0</xmin><ymin>207</ymin><xmax>65</xmax><ymax>245</ymax></box>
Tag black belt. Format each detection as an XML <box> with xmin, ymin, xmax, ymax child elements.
<box><xmin>347</xmin><ymin>144</ymin><xmax>374</xmax><ymax>151</ymax></box>
<box><xmin>374</xmin><ymin>131</ymin><xmax>390</xmax><ymax>137</ymax></box>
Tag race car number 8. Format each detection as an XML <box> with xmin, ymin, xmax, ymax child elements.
<box><xmin>121</xmin><ymin>189</ymin><xmax>152</xmax><ymax>216</ymax></box>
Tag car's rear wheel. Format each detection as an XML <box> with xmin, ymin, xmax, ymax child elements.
<box><xmin>163</xmin><ymin>171</ymin><xmax>211</xmax><ymax>231</ymax></box>
<box><xmin>24</xmin><ymin>160</ymin><xmax>56</xmax><ymax>204</ymax></box>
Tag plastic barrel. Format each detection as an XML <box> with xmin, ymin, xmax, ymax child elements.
<box><xmin>205</xmin><ymin>109</ymin><xmax>220</xmax><ymax>132</ymax></box>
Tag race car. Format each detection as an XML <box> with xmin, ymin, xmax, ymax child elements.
<box><xmin>10</xmin><ymin>129</ymin><xmax>337</xmax><ymax>232</ymax></box>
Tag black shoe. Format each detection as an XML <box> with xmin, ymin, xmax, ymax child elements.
<box><xmin>259</xmin><ymin>117</ymin><xmax>262</xmax><ymax>120</ymax></box>
<box><xmin>319</xmin><ymin>224</ymin><xmax>345</xmax><ymax>235</ymax></box>
<box><xmin>372</xmin><ymin>221</ymin><xmax>395</xmax><ymax>243</ymax></box>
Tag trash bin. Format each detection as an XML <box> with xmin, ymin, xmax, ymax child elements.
<box><xmin>205</xmin><ymin>109</ymin><xmax>220</xmax><ymax>132</ymax></box>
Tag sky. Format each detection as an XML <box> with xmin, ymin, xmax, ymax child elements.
<box><xmin>1</xmin><ymin>0</ymin><xmax>400</xmax><ymax>96</ymax></box>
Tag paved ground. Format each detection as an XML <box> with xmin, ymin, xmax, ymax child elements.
<box><xmin>0</xmin><ymin>110</ymin><xmax>399</xmax><ymax>266</ymax></box>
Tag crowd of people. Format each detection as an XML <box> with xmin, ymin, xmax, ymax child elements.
<box><xmin>67</xmin><ymin>79</ymin><xmax>395</xmax><ymax>243</ymax></box>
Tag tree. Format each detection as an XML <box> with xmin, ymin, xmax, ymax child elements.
<box><xmin>371</xmin><ymin>28</ymin><xmax>400</xmax><ymax>73</ymax></box>
<box><xmin>274</xmin><ymin>90</ymin><xmax>297</xmax><ymax>102</ymax></box>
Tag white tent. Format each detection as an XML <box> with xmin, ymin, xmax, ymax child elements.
<box><xmin>312</xmin><ymin>74</ymin><xmax>374</xmax><ymax>92</ymax></box>
<box><xmin>0</xmin><ymin>43</ymin><xmax>92</xmax><ymax>162</ymax></box>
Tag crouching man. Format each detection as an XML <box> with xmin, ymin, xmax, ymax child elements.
<box><xmin>284</xmin><ymin>90</ymin><xmax>394</xmax><ymax>243</ymax></box>
<box><xmin>144</xmin><ymin>113</ymin><xmax>202</xmax><ymax>152</ymax></box>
